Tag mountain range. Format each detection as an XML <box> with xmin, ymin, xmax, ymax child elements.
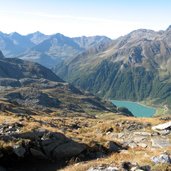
<box><xmin>54</xmin><ymin>26</ymin><xmax>171</xmax><ymax>109</ymax></box>
<box><xmin>1</xmin><ymin>26</ymin><xmax>171</xmax><ymax>109</ymax></box>
<box><xmin>0</xmin><ymin>31</ymin><xmax>112</xmax><ymax>68</ymax></box>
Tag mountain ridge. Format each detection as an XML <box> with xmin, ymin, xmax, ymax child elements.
<box><xmin>1</xmin><ymin>26</ymin><xmax>171</xmax><ymax>109</ymax></box>
<box><xmin>54</xmin><ymin>25</ymin><xmax>171</xmax><ymax>110</ymax></box>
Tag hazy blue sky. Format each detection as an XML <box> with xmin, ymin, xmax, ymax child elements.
<box><xmin>0</xmin><ymin>0</ymin><xmax>171</xmax><ymax>38</ymax></box>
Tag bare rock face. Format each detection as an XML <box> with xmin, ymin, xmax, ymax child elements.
<box><xmin>152</xmin><ymin>121</ymin><xmax>171</xmax><ymax>134</ymax></box>
<box><xmin>0</xmin><ymin>127</ymin><xmax>87</xmax><ymax>161</ymax></box>
<box><xmin>51</xmin><ymin>141</ymin><xmax>86</xmax><ymax>160</ymax></box>
<box><xmin>151</xmin><ymin>136</ymin><xmax>171</xmax><ymax>148</ymax></box>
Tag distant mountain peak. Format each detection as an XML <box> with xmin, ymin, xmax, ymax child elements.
<box><xmin>26</xmin><ymin>31</ymin><xmax>49</xmax><ymax>45</ymax></box>
<box><xmin>52</xmin><ymin>33</ymin><xmax>66</xmax><ymax>38</ymax></box>
<box><xmin>9</xmin><ymin>32</ymin><xmax>22</xmax><ymax>37</ymax></box>
<box><xmin>35</xmin><ymin>31</ymin><xmax>43</xmax><ymax>34</ymax></box>
<box><xmin>26</xmin><ymin>31</ymin><xmax>46</xmax><ymax>37</ymax></box>
<box><xmin>129</xmin><ymin>29</ymin><xmax>155</xmax><ymax>35</ymax></box>
<box><xmin>32</xmin><ymin>31</ymin><xmax>45</xmax><ymax>36</ymax></box>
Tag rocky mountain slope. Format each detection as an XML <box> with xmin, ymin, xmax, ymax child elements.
<box><xmin>55</xmin><ymin>26</ymin><xmax>171</xmax><ymax>109</ymax></box>
<box><xmin>0</xmin><ymin>50</ymin><xmax>132</xmax><ymax>117</ymax></box>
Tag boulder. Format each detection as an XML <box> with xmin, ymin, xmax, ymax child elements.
<box><xmin>30</xmin><ymin>148</ymin><xmax>47</xmax><ymax>159</ymax></box>
<box><xmin>13</xmin><ymin>145</ymin><xmax>26</xmax><ymax>157</ymax></box>
<box><xmin>151</xmin><ymin>153</ymin><xmax>171</xmax><ymax>164</ymax></box>
<box><xmin>42</xmin><ymin>140</ymin><xmax>67</xmax><ymax>157</ymax></box>
<box><xmin>152</xmin><ymin>121</ymin><xmax>171</xmax><ymax>135</ymax></box>
<box><xmin>104</xmin><ymin>141</ymin><xmax>122</xmax><ymax>152</ymax></box>
<box><xmin>137</xmin><ymin>143</ymin><xmax>147</xmax><ymax>148</ymax></box>
<box><xmin>151</xmin><ymin>137</ymin><xmax>171</xmax><ymax>148</ymax></box>
<box><xmin>52</xmin><ymin>141</ymin><xmax>86</xmax><ymax>160</ymax></box>
<box><xmin>128</xmin><ymin>142</ymin><xmax>137</xmax><ymax>148</ymax></box>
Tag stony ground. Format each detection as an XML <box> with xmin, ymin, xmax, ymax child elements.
<box><xmin>0</xmin><ymin>111</ymin><xmax>170</xmax><ymax>171</ymax></box>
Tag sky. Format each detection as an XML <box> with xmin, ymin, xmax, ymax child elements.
<box><xmin>0</xmin><ymin>0</ymin><xmax>171</xmax><ymax>38</ymax></box>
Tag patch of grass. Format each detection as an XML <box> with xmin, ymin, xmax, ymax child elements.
<box><xmin>151</xmin><ymin>164</ymin><xmax>171</xmax><ymax>171</ymax></box>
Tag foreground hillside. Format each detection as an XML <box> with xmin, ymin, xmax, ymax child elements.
<box><xmin>0</xmin><ymin>112</ymin><xmax>170</xmax><ymax>171</ymax></box>
<box><xmin>55</xmin><ymin>26</ymin><xmax>171</xmax><ymax>111</ymax></box>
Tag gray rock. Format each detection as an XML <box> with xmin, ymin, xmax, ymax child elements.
<box><xmin>133</xmin><ymin>136</ymin><xmax>147</xmax><ymax>143</ymax></box>
<box><xmin>152</xmin><ymin>121</ymin><xmax>171</xmax><ymax>134</ymax></box>
<box><xmin>155</xmin><ymin>130</ymin><xmax>170</xmax><ymax>135</ymax></box>
<box><xmin>151</xmin><ymin>137</ymin><xmax>171</xmax><ymax>148</ymax></box>
<box><xmin>138</xmin><ymin>165</ymin><xmax>151</xmax><ymax>171</ymax></box>
<box><xmin>42</xmin><ymin>140</ymin><xmax>66</xmax><ymax>157</ymax></box>
<box><xmin>133</xmin><ymin>132</ymin><xmax>151</xmax><ymax>136</ymax></box>
<box><xmin>137</xmin><ymin>143</ymin><xmax>147</xmax><ymax>148</ymax></box>
<box><xmin>52</xmin><ymin>141</ymin><xmax>86</xmax><ymax>160</ymax></box>
<box><xmin>14</xmin><ymin>131</ymin><xmax>38</xmax><ymax>140</ymax></box>
<box><xmin>87</xmin><ymin>165</ymin><xmax>118</xmax><ymax>171</ymax></box>
<box><xmin>151</xmin><ymin>153</ymin><xmax>171</xmax><ymax>164</ymax></box>
<box><xmin>30</xmin><ymin>148</ymin><xmax>47</xmax><ymax>159</ymax></box>
<box><xmin>105</xmin><ymin>141</ymin><xmax>122</xmax><ymax>152</ymax></box>
<box><xmin>117</xmin><ymin>133</ymin><xmax>125</xmax><ymax>139</ymax></box>
<box><xmin>152</xmin><ymin>121</ymin><xmax>171</xmax><ymax>130</ymax></box>
<box><xmin>13</xmin><ymin>145</ymin><xmax>26</xmax><ymax>157</ymax></box>
<box><xmin>128</xmin><ymin>142</ymin><xmax>137</xmax><ymax>148</ymax></box>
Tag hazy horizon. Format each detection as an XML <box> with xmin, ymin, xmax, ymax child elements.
<box><xmin>0</xmin><ymin>0</ymin><xmax>171</xmax><ymax>38</ymax></box>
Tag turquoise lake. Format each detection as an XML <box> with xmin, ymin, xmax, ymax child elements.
<box><xmin>112</xmin><ymin>100</ymin><xmax>156</xmax><ymax>117</ymax></box>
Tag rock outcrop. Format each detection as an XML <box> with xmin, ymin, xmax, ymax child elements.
<box><xmin>151</xmin><ymin>153</ymin><xmax>171</xmax><ymax>164</ymax></box>
<box><xmin>152</xmin><ymin>121</ymin><xmax>171</xmax><ymax>135</ymax></box>
<box><xmin>0</xmin><ymin>126</ymin><xmax>87</xmax><ymax>162</ymax></box>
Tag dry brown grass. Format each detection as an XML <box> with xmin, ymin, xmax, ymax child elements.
<box><xmin>0</xmin><ymin>110</ymin><xmax>170</xmax><ymax>171</ymax></box>
<box><xmin>62</xmin><ymin>147</ymin><xmax>171</xmax><ymax>171</ymax></box>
